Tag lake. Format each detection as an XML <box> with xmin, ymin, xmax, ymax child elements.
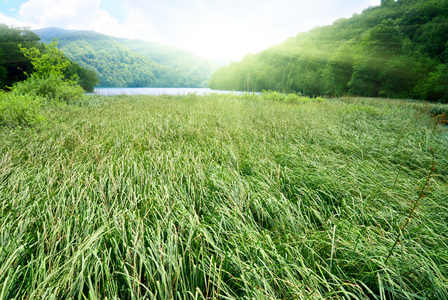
<box><xmin>94</xmin><ymin>87</ymin><xmax>247</xmax><ymax>96</ymax></box>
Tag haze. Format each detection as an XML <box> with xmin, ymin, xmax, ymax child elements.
<box><xmin>0</xmin><ymin>0</ymin><xmax>381</xmax><ymax>62</ymax></box>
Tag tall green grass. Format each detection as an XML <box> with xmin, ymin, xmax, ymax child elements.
<box><xmin>1</xmin><ymin>94</ymin><xmax>447</xmax><ymax>299</ymax></box>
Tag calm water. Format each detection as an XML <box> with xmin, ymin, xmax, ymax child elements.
<box><xmin>94</xmin><ymin>87</ymin><xmax>246</xmax><ymax>96</ymax></box>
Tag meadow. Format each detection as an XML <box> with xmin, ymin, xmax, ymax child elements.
<box><xmin>0</xmin><ymin>93</ymin><xmax>447</xmax><ymax>299</ymax></box>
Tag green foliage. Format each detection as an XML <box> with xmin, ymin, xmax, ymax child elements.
<box><xmin>0</xmin><ymin>67</ymin><xmax>6</xmax><ymax>87</ymax></box>
<box><xmin>419</xmin><ymin>63</ymin><xmax>448</xmax><ymax>102</ymax></box>
<box><xmin>59</xmin><ymin>38</ymin><xmax>159</xmax><ymax>88</ymax></box>
<box><xmin>0</xmin><ymin>73</ymin><xmax>84</xmax><ymax>127</ymax></box>
<box><xmin>12</xmin><ymin>73</ymin><xmax>85</xmax><ymax>105</ymax></box>
<box><xmin>432</xmin><ymin>64</ymin><xmax>448</xmax><ymax>102</ymax></box>
<box><xmin>34</xmin><ymin>28</ymin><xmax>219</xmax><ymax>88</ymax></box>
<box><xmin>322</xmin><ymin>43</ymin><xmax>355</xmax><ymax>96</ymax></box>
<box><xmin>0</xmin><ymin>94</ymin><xmax>447</xmax><ymax>298</ymax></box>
<box><xmin>116</xmin><ymin>38</ymin><xmax>219</xmax><ymax>87</ymax></box>
<box><xmin>0</xmin><ymin>24</ymin><xmax>42</xmax><ymax>89</ymax></box>
<box><xmin>20</xmin><ymin>40</ymin><xmax>70</xmax><ymax>79</ymax></box>
<box><xmin>14</xmin><ymin>41</ymin><xmax>85</xmax><ymax>105</ymax></box>
<box><xmin>64</xmin><ymin>61</ymin><xmax>100</xmax><ymax>92</ymax></box>
<box><xmin>259</xmin><ymin>90</ymin><xmax>326</xmax><ymax>104</ymax></box>
<box><xmin>0</xmin><ymin>37</ymin><xmax>89</xmax><ymax>128</ymax></box>
<box><xmin>417</xmin><ymin>15</ymin><xmax>448</xmax><ymax>61</ymax></box>
<box><xmin>0</xmin><ymin>48</ymin><xmax>6</xmax><ymax>86</ymax></box>
<box><xmin>349</xmin><ymin>20</ymin><xmax>404</xmax><ymax>97</ymax></box>
<box><xmin>209</xmin><ymin>0</ymin><xmax>448</xmax><ymax>102</ymax></box>
<box><xmin>0</xmin><ymin>90</ymin><xmax>44</xmax><ymax>126</ymax></box>
<box><xmin>0</xmin><ymin>24</ymin><xmax>99</xmax><ymax>92</ymax></box>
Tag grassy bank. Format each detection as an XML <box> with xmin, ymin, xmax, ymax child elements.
<box><xmin>0</xmin><ymin>94</ymin><xmax>447</xmax><ymax>299</ymax></box>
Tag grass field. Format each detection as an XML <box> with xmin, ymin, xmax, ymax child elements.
<box><xmin>0</xmin><ymin>94</ymin><xmax>447</xmax><ymax>299</ymax></box>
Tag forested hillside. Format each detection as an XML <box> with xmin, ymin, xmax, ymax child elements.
<box><xmin>35</xmin><ymin>28</ymin><xmax>218</xmax><ymax>88</ymax></box>
<box><xmin>209</xmin><ymin>0</ymin><xmax>448</xmax><ymax>102</ymax></box>
<box><xmin>115</xmin><ymin>38</ymin><xmax>218</xmax><ymax>87</ymax></box>
<box><xmin>0</xmin><ymin>25</ymin><xmax>99</xmax><ymax>92</ymax></box>
<box><xmin>0</xmin><ymin>25</ymin><xmax>40</xmax><ymax>88</ymax></box>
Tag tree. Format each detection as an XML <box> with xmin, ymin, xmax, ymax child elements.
<box><xmin>0</xmin><ymin>24</ymin><xmax>41</xmax><ymax>89</ymax></box>
<box><xmin>64</xmin><ymin>62</ymin><xmax>100</xmax><ymax>92</ymax></box>
<box><xmin>381</xmin><ymin>55</ymin><xmax>421</xmax><ymax>98</ymax></box>
<box><xmin>209</xmin><ymin>0</ymin><xmax>448</xmax><ymax>101</ymax></box>
<box><xmin>381</xmin><ymin>0</ymin><xmax>394</xmax><ymax>6</ymax></box>
<box><xmin>20</xmin><ymin>39</ymin><xmax>70</xmax><ymax>79</ymax></box>
<box><xmin>20</xmin><ymin>39</ymin><xmax>100</xmax><ymax>92</ymax></box>
<box><xmin>349</xmin><ymin>20</ymin><xmax>403</xmax><ymax>96</ymax></box>
<box><xmin>322</xmin><ymin>43</ymin><xmax>355</xmax><ymax>96</ymax></box>
<box><xmin>0</xmin><ymin>48</ymin><xmax>7</xmax><ymax>86</ymax></box>
<box><xmin>12</xmin><ymin>40</ymin><xmax>85</xmax><ymax>105</ymax></box>
<box><xmin>417</xmin><ymin>15</ymin><xmax>448</xmax><ymax>61</ymax></box>
<box><xmin>419</xmin><ymin>63</ymin><xmax>448</xmax><ymax>102</ymax></box>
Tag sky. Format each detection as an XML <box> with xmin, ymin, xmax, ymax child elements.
<box><xmin>0</xmin><ymin>0</ymin><xmax>381</xmax><ymax>63</ymax></box>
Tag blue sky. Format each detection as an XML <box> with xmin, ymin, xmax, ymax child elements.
<box><xmin>0</xmin><ymin>0</ymin><xmax>381</xmax><ymax>62</ymax></box>
<box><xmin>1</xmin><ymin>0</ymin><xmax>29</xmax><ymax>17</ymax></box>
<box><xmin>98</xmin><ymin>0</ymin><xmax>126</xmax><ymax>22</ymax></box>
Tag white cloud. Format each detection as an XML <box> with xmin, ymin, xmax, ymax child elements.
<box><xmin>1</xmin><ymin>0</ymin><xmax>382</xmax><ymax>61</ymax></box>
<box><xmin>0</xmin><ymin>11</ymin><xmax>31</xmax><ymax>27</ymax></box>
<box><xmin>17</xmin><ymin>0</ymin><xmax>134</xmax><ymax>38</ymax></box>
<box><xmin>121</xmin><ymin>0</ymin><xmax>381</xmax><ymax>61</ymax></box>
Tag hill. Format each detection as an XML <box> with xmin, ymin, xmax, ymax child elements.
<box><xmin>209</xmin><ymin>0</ymin><xmax>448</xmax><ymax>102</ymax></box>
<box><xmin>34</xmin><ymin>28</ymin><xmax>219</xmax><ymax>88</ymax></box>
<box><xmin>115</xmin><ymin>38</ymin><xmax>219</xmax><ymax>87</ymax></box>
<box><xmin>0</xmin><ymin>25</ymin><xmax>99</xmax><ymax>92</ymax></box>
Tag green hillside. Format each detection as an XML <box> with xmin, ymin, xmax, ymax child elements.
<box><xmin>35</xmin><ymin>28</ymin><xmax>218</xmax><ymax>88</ymax></box>
<box><xmin>115</xmin><ymin>38</ymin><xmax>219</xmax><ymax>87</ymax></box>
<box><xmin>0</xmin><ymin>25</ymin><xmax>99</xmax><ymax>92</ymax></box>
<box><xmin>209</xmin><ymin>0</ymin><xmax>448</xmax><ymax>102</ymax></box>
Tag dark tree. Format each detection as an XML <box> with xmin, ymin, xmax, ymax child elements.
<box><xmin>0</xmin><ymin>24</ymin><xmax>42</xmax><ymax>89</ymax></box>
<box><xmin>64</xmin><ymin>61</ymin><xmax>100</xmax><ymax>92</ymax></box>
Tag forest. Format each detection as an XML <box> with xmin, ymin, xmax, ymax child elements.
<box><xmin>35</xmin><ymin>28</ymin><xmax>219</xmax><ymax>88</ymax></box>
<box><xmin>0</xmin><ymin>25</ymin><xmax>99</xmax><ymax>92</ymax></box>
<box><xmin>209</xmin><ymin>0</ymin><xmax>448</xmax><ymax>102</ymax></box>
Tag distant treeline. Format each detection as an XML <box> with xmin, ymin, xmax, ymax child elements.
<box><xmin>34</xmin><ymin>28</ymin><xmax>219</xmax><ymax>88</ymax></box>
<box><xmin>0</xmin><ymin>24</ymin><xmax>99</xmax><ymax>92</ymax></box>
<box><xmin>209</xmin><ymin>0</ymin><xmax>448</xmax><ymax>102</ymax></box>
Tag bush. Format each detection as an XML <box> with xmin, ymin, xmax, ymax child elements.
<box><xmin>14</xmin><ymin>40</ymin><xmax>86</xmax><ymax>105</ymax></box>
<box><xmin>261</xmin><ymin>90</ymin><xmax>326</xmax><ymax>104</ymax></box>
<box><xmin>1</xmin><ymin>75</ymin><xmax>87</xmax><ymax>128</ymax></box>
<box><xmin>11</xmin><ymin>74</ymin><xmax>85</xmax><ymax>105</ymax></box>
<box><xmin>0</xmin><ymin>40</ymin><xmax>91</xmax><ymax>128</ymax></box>
<box><xmin>0</xmin><ymin>91</ymin><xmax>45</xmax><ymax>127</ymax></box>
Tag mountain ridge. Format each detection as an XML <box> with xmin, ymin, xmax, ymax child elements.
<box><xmin>209</xmin><ymin>0</ymin><xmax>448</xmax><ymax>102</ymax></box>
<box><xmin>34</xmin><ymin>28</ymin><xmax>219</xmax><ymax>88</ymax></box>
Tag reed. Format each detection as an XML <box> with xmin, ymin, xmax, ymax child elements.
<box><xmin>0</xmin><ymin>94</ymin><xmax>447</xmax><ymax>299</ymax></box>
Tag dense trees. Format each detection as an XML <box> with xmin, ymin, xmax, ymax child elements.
<box><xmin>53</xmin><ymin>37</ymin><xmax>159</xmax><ymax>88</ymax></box>
<box><xmin>0</xmin><ymin>25</ymin><xmax>41</xmax><ymax>89</ymax></box>
<box><xmin>209</xmin><ymin>0</ymin><xmax>448</xmax><ymax>102</ymax></box>
<box><xmin>349</xmin><ymin>20</ymin><xmax>403</xmax><ymax>97</ymax></box>
<box><xmin>116</xmin><ymin>38</ymin><xmax>219</xmax><ymax>88</ymax></box>
<box><xmin>64</xmin><ymin>61</ymin><xmax>100</xmax><ymax>92</ymax></box>
<box><xmin>1</xmin><ymin>38</ymin><xmax>88</xmax><ymax>127</ymax></box>
<box><xmin>0</xmin><ymin>25</ymin><xmax>99</xmax><ymax>92</ymax></box>
<box><xmin>0</xmin><ymin>49</ymin><xmax>6</xmax><ymax>85</ymax></box>
<box><xmin>35</xmin><ymin>28</ymin><xmax>219</xmax><ymax>88</ymax></box>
